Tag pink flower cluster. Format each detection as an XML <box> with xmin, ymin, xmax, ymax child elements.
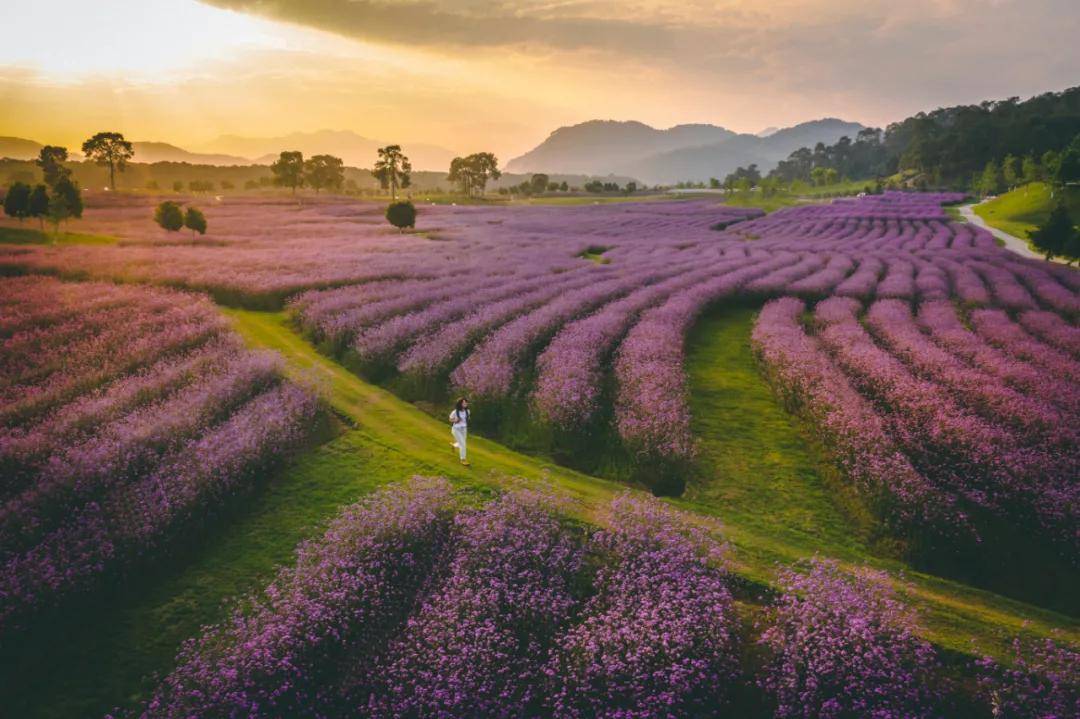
<box><xmin>759</xmin><ymin>559</ymin><xmax>942</xmax><ymax>719</ymax></box>
<box><xmin>135</xmin><ymin>482</ymin><xmax>744</xmax><ymax>718</ymax></box>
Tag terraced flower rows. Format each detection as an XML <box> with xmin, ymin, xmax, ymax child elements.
<box><xmin>131</xmin><ymin>478</ymin><xmax>1079</xmax><ymax>719</ymax></box>
<box><xmin>2</xmin><ymin>191</ymin><xmax>1076</xmax><ymax>563</ymax></box>
<box><xmin>0</xmin><ymin>276</ymin><xmax>318</xmax><ymax>636</ymax></box>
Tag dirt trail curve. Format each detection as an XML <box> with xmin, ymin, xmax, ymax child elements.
<box><xmin>959</xmin><ymin>202</ymin><xmax>1048</xmax><ymax>261</ymax></box>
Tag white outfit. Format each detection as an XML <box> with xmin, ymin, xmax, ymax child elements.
<box><xmin>450</xmin><ymin>408</ymin><xmax>469</xmax><ymax>460</ymax></box>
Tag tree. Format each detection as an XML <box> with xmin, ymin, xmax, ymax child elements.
<box><xmin>1029</xmin><ymin>203</ymin><xmax>1076</xmax><ymax>260</ymax></box>
<box><xmin>559</xmin><ymin>181</ymin><xmax>568</xmax><ymax>192</ymax></box>
<box><xmin>184</xmin><ymin>207</ymin><xmax>207</xmax><ymax>237</ymax></box>
<box><xmin>1022</xmin><ymin>155</ymin><xmax>1041</xmax><ymax>184</ymax></box>
<box><xmin>36</xmin><ymin>146</ymin><xmax>71</xmax><ymax>188</ymax></box>
<box><xmin>173</xmin><ymin>180</ymin><xmax>184</xmax><ymax>192</ymax></box>
<box><xmin>304</xmin><ymin>154</ymin><xmax>345</xmax><ymax>194</ymax></box>
<box><xmin>977</xmin><ymin>160</ymin><xmax>1005</xmax><ymax>196</ymax></box>
<box><xmin>1053</xmin><ymin>145</ymin><xmax>1080</xmax><ymax>188</ymax></box>
<box><xmin>448</xmin><ymin>153</ymin><xmax>500</xmax><ymax>197</ymax></box>
<box><xmin>271</xmin><ymin>151</ymin><xmax>305</xmax><ymax>194</ymax></box>
<box><xmin>1001</xmin><ymin>154</ymin><xmax>1023</xmax><ymax>189</ymax></box>
<box><xmin>82</xmin><ymin>132</ymin><xmax>133</xmax><ymax>190</ymax></box>
<box><xmin>1063</xmin><ymin>225</ymin><xmax>1080</xmax><ymax>265</ymax></box>
<box><xmin>625</xmin><ymin>181</ymin><xmax>638</xmax><ymax>194</ymax></box>
<box><xmin>529</xmin><ymin>173</ymin><xmax>549</xmax><ymax>195</ymax></box>
<box><xmin>3</xmin><ymin>182</ymin><xmax>31</xmax><ymax>221</ymax></box>
<box><xmin>824</xmin><ymin>168</ymin><xmax>840</xmax><ymax>185</ymax></box>
<box><xmin>154</xmin><ymin>201</ymin><xmax>184</xmax><ymax>232</ymax></box>
<box><xmin>47</xmin><ymin>178</ymin><xmax>83</xmax><ymax>233</ymax></box>
<box><xmin>385</xmin><ymin>200</ymin><xmax>417</xmax><ymax>231</ymax></box>
<box><xmin>28</xmin><ymin>185</ymin><xmax>49</xmax><ymax>229</ymax></box>
<box><xmin>373</xmin><ymin>145</ymin><xmax>411</xmax><ymax>199</ymax></box>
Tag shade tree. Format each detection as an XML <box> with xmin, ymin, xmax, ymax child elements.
<box><xmin>304</xmin><ymin>154</ymin><xmax>345</xmax><ymax>194</ymax></box>
<box><xmin>82</xmin><ymin>132</ymin><xmax>134</xmax><ymax>190</ymax></box>
<box><xmin>373</xmin><ymin>145</ymin><xmax>411</xmax><ymax>199</ymax></box>
<box><xmin>271</xmin><ymin>151</ymin><xmax>306</xmax><ymax>194</ymax></box>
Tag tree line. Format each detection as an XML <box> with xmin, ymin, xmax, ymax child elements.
<box><xmin>766</xmin><ymin>86</ymin><xmax>1080</xmax><ymax>191</ymax></box>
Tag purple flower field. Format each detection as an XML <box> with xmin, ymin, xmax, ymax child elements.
<box><xmin>0</xmin><ymin>276</ymin><xmax>319</xmax><ymax>635</ymax></box>
<box><xmin>132</xmin><ymin>478</ymin><xmax>1075</xmax><ymax>718</ymax></box>
<box><xmin>1</xmin><ymin>190</ymin><xmax>1078</xmax><ymax>716</ymax></box>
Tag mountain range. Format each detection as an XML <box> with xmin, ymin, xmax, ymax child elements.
<box><xmin>3</xmin><ymin>118</ymin><xmax>865</xmax><ymax>184</ymax></box>
<box><xmin>506</xmin><ymin>118</ymin><xmax>866</xmax><ymax>184</ymax></box>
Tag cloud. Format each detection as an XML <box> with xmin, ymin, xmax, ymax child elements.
<box><xmin>197</xmin><ymin>0</ymin><xmax>1080</xmax><ymax>119</ymax></box>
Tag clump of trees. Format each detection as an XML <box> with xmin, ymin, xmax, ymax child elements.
<box><xmin>373</xmin><ymin>145</ymin><xmax>411</xmax><ymax>200</ymax></box>
<box><xmin>3</xmin><ymin>146</ymin><xmax>84</xmax><ymax>233</ymax></box>
<box><xmin>155</xmin><ymin>201</ymin><xmax>208</xmax><ymax>236</ymax></box>
<box><xmin>385</xmin><ymin>200</ymin><xmax>416</xmax><ymax>231</ymax></box>
<box><xmin>82</xmin><ymin>132</ymin><xmax>133</xmax><ymax>190</ymax></box>
<box><xmin>269</xmin><ymin>151</ymin><xmax>346</xmax><ymax>195</ymax></box>
<box><xmin>1029</xmin><ymin>203</ymin><xmax>1080</xmax><ymax>263</ymax></box>
<box><xmin>448</xmin><ymin>153</ymin><xmax>501</xmax><ymax>196</ymax></box>
<box><xmin>768</xmin><ymin>86</ymin><xmax>1080</xmax><ymax>191</ymax></box>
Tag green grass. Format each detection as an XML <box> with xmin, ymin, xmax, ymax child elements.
<box><xmin>685</xmin><ymin>307</ymin><xmax>880</xmax><ymax>558</ymax></box>
<box><xmin>974</xmin><ymin>182</ymin><xmax>1080</xmax><ymax>241</ymax></box>
<box><xmin>0</xmin><ymin>224</ymin><xmax>118</xmax><ymax>245</ymax></box>
<box><xmin>5</xmin><ymin>307</ymin><xmax>1077</xmax><ymax>717</ymax></box>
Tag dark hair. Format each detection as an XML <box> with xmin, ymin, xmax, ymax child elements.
<box><xmin>455</xmin><ymin>397</ymin><xmax>469</xmax><ymax>411</ymax></box>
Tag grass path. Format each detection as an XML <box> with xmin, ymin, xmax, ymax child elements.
<box><xmin>685</xmin><ymin>307</ymin><xmax>879</xmax><ymax>559</ymax></box>
<box><xmin>3</xmin><ymin>307</ymin><xmax>1076</xmax><ymax>718</ymax></box>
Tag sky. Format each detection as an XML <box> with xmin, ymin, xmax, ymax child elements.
<box><xmin>1</xmin><ymin>0</ymin><xmax>1078</xmax><ymax>163</ymax></box>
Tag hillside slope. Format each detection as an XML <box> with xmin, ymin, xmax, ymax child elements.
<box><xmin>506</xmin><ymin>120</ymin><xmax>736</xmax><ymax>175</ymax></box>
<box><xmin>619</xmin><ymin>119</ymin><xmax>866</xmax><ymax>184</ymax></box>
<box><xmin>507</xmin><ymin>118</ymin><xmax>864</xmax><ymax>182</ymax></box>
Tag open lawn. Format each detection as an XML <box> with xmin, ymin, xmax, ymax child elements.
<box><xmin>974</xmin><ymin>182</ymin><xmax>1080</xmax><ymax>244</ymax></box>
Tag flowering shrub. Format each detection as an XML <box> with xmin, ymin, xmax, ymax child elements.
<box><xmin>976</xmin><ymin>635</ymin><xmax>1080</xmax><ymax>718</ymax></box>
<box><xmin>368</xmin><ymin>489</ymin><xmax>582</xmax><ymax>718</ymax></box>
<box><xmin>758</xmin><ymin>559</ymin><xmax>942</xmax><ymax>719</ymax></box>
<box><xmin>140</xmin><ymin>477</ymin><xmax>454</xmax><ymax>719</ymax></box>
<box><xmin>548</xmin><ymin>495</ymin><xmax>737</xmax><ymax>718</ymax></box>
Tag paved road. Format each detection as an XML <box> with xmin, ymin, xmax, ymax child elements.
<box><xmin>958</xmin><ymin>202</ymin><xmax>1047</xmax><ymax>261</ymax></box>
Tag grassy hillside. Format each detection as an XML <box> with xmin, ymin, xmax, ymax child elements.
<box><xmin>974</xmin><ymin>182</ymin><xmax>1080</xmax><ymax>241</ymax></box>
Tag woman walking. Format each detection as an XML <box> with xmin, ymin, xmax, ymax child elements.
<box><xmin>449</xmin><ymin>397</ymin><xmax>470</xmax><ymax>466</ymax></box>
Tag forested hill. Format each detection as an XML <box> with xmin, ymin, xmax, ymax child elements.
<box><xmin>769</xmin><ymin>86</ymin><xmax>1080</xmax><ymax>188</ymax></box>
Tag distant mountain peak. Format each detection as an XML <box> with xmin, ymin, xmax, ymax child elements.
<box><xmin>506</xmin><ymin>117</ymin><xmax>866</xmax><ymax>183</ymax></box>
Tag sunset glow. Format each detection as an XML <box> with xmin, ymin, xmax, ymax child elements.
<box><xmin>2</xmin><ymin>0</ymin><xmax>1079</xmax><ymax>160</ymax></box>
